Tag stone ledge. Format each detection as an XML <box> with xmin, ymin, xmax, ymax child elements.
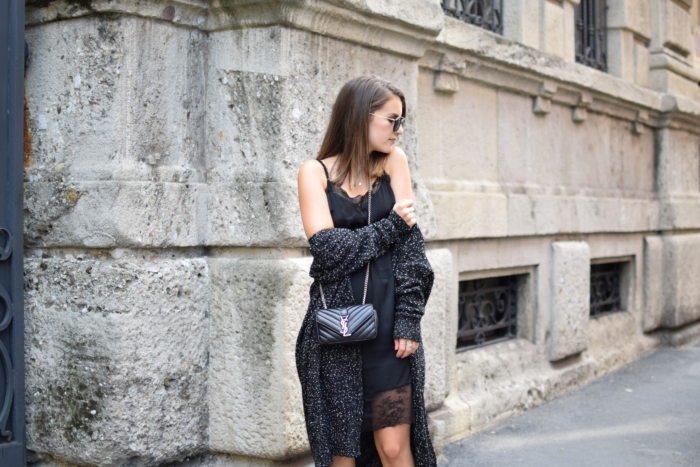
<box><xmin>26</xmin><ymin>0</ymin><xmax>444</xmax><ymax>58</ymax></box>
<box><xmin>508</xmin><ymin>194</ymin><xmax>661</xmax><ymax>236</ymax></box>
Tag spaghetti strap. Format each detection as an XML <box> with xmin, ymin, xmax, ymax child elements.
<box><xmin>317</xmin><ymin>159</ymin><xmax>330</xmax><ymax>180</ymax></box>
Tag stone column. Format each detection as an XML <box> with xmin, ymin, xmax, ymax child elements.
<box><xmin>607</xmin><ymin>0</ymin><xmax>652</xmax><ymax>86</ymax></box>
<box><xmin>541</xmin><ymin>0</ymin><xmax>570</xmax><ymax>60</ymax></box>
<box><xmin>548</xmin><ymin>241</ymin><xmax>590</xmax><ymax>362</ymax></box>
<box><xmin>503</xmin><ymin>0</ymin><xmax>542</xmax><ymax>49</ymax></box>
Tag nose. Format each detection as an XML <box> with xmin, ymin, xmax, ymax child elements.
<box><xmin>395</xmin><ymin>124</ymin><xmax>404</xmax><ymax>135</ymax></box>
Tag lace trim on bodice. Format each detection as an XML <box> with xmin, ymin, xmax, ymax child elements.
<box><xmin>327</xmin><ymin>173</ymin><xmax>387</xmax><ymax>207</ymax></box>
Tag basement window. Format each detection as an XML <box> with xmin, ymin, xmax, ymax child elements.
<box><xmin>457</xmin><ymin>275</ymin><xmax>518</xmax><ymax>350</ymax></box>
<box><xmin>590</xmin><ymin>262</ymin><xmax>624</xmax><ymax>317</ymax></box>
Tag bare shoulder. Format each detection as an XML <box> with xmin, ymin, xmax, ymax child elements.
<box><xmin>298</xmin><ymin>159</ymin><xmax>325</xmax><ymax>181</ymax></box>
<box><xmin>384</xmin><ymin>146</ymin><xmax>410</xmax><ymax>176</ymax></box>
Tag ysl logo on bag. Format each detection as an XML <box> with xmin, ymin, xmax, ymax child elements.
<box><xmin>339</xmin><ymin>316</ymin><xmax>351</xmax><ymax>337</ymax></box>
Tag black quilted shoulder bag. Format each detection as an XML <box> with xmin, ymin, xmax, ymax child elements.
<box><xmin>315</xmin><ymin>181</ymin><xmax>378</xmax><ymax>345</ymax></box>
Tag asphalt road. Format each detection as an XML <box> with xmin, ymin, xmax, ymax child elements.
<box><xmin>440</xmin><ymin>340</ymin><xmax>700</xmax><ymax>467</ymax></box>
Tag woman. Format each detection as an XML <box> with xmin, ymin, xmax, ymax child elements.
<box><xmin>296</xmin><ymin>76</ymin><xmax>436</xmax><ymax>467</ymax></box>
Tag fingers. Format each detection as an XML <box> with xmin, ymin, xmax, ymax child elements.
<box><xmin>392</xmin><ymin>199</ymin><xmax>417</xmax><ymax>228</ymax></box>
<box><xmin>394</xmin><ymin>339</ymin><xmax>420</xmax><ymax>359</ymax></box>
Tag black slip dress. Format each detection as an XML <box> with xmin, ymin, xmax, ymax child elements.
<box><xmin>318</xmin><ymin>159</ymin><xmax>414</xmax><ymax>432</ymax></box>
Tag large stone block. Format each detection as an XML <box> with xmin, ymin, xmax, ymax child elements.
<box><xmin>208</xmin><ymin>257</ymin><xmax>312</xmax><ymax>459</ymax></box>
<box><xmin>25</xmin><ymin>16</ymin><xmax>207</xmax><ymax>183</ymax></box>
<box><xmin>431</xmin><ymin>191</ymin><xmax>508</xmax><ymax>240</ymax></box>
<box><xmin>548</xmin><ymin>241</ymin><xmax>590</xmax><ymax>361</ymax></box>
<box><xmin>423</xmin><ymin>249</ymin><xmax>453</xmax><ymax>411</ymax></box>
<box><xmin>657</xmin><ymin>234</ymin><xmax>700</xmax><ymax>328</ymax></box>
<box><xmin>24</xmin><ymin>255</ymin><xmax>209</xmax><ymax>466</ymax></box>
<box><xmin>24</xmin><ymin>15</ymin><xmax>208</xmax><ymax>248</ymax></box>
<box><xmin>497</xmin><ymin>88</ymin><xmax>657</xmax><ymax>194</ymax></box>
<box><xmin>417</xmin><ymin>70</ymin><xmax>498</xmax><ymax>183</ymax></box>
<box><xmin>657</xmin><ymin>129</ymin><xmax>700</xmax><ymax>196</ymax></box>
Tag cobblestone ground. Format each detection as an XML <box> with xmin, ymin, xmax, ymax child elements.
<box><xmin>439</xmin><ymin>340</ymin><xmax>700</xmax><ymax>467</ymax></box>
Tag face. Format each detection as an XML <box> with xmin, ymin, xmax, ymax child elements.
<box><xmin>368</xmin><ymin>95</ymin><xmax>404</xmax><ymax>153</ymax></box>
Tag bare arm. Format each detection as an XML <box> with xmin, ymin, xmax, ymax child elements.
<box><xmin>385</xmin><ymin>147</ymin><xmax>416</xmax><ymax>228</ymax></box>
<box><xmin>385</xmin><ymin>146</ymin><xmax>413</xmax><ymax>201</ymax></box>
<box><xmin>298</xmin><ymin>159</ymin><xmax>334</xmax><ymax>239</ymax></box>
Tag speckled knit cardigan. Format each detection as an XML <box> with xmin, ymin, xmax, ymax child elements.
<box><xmin>295</xmin><ymin>210</ymin><xmax>437</xmax><ymax>467</ymax></box>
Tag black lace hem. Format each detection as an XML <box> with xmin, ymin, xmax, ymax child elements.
<box><xmin>362</xmin><ymin>383</ymin><xmax>413</xmax><ymax>432</ymax></box>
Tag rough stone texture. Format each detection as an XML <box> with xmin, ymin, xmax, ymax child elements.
<box><xmin>24</xmin><ymin>254</ymin><xmax>209</xmax><ymax>466</ymax></box>
<box><xmin>548</xmin><ymin>241</ymin><xmax>590</xmax><ymax>362</ymax></box>
<box><xmin>208</xmin><ymin>257</ymin><xmax>312</xmax><ymax>459</ymax></box>
<box><xmin>24</xmin><ymin>16</ymin><xmax>208</xmax><ymax>248</ymax></box>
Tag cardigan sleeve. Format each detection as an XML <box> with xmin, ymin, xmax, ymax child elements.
<box><xmin>308</xmin><ymin>209</ymin><xmax>411</xmax><ymax>284</ymax></box>
<box><xmin>392</xmin><ymin>224</ymin><xmax>434</xmax><ymax>343</ymax></box>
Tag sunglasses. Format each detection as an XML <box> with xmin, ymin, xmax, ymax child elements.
<box><xmin>370</xmin><ymin>113</ymin><xmax>405</xmax><ymax>132</ymax></box>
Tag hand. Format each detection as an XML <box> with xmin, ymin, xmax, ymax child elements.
<box><xmin>392</xmin><ymin>199</ymin><xmax>416</xmax><ymax>228</ymax></box>
<box><xmin>394</xmin><ymin>338</ymin><xmax>419</xmax><ymax>359</ymax></box>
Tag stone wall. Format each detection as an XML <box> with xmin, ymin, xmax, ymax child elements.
<box><xmin>22</xmin><ymin>0</ymin><xmax>700</xmax><ymax>466</ymax></box>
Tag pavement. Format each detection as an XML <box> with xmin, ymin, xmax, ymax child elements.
<box><xmin>439</xmin><ymin>340</ymin><xmax>700</xmax><ymax>467</ymax></box>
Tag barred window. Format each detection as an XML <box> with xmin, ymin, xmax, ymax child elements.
<box><xmin>590</xmin><ymin>262</ymin><xmax>624</xmax><ymax>317</ymax></box>
<box><xmin>457</xmin><ymin>275</ymin><xmax>517</xmax><ymax>350</ymax></box>
<box><xmin>442</xmin><ymin>0</ymin><xmax>503</xmax><ymax>35</ymax></box>
<box><xmin>575</xmin><ymin>0</ymin><xmax>607</xmax><ymax>71</ymax></box>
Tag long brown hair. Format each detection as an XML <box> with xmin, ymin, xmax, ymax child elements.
<box><xmin>317</xmin><ymin>76</ymin><xmax>406</xmax><ymax>187</ymax></box>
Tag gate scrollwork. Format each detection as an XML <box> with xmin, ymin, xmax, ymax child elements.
<box><xmin>0</xmin><ymin>229</ymin><xmax>14</xmax><ymax>441</ymax></box>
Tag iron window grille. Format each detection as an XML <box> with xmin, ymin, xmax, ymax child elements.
<box><xmin>442</xmin><ymin>0</ymin><xmax>504</xmax><ymax>35</ymax></box>
<box><xmin>575</xmin><ymin>0</ymin><xmax>607</xmax><ymax>71</ymax></box>
<box><xmin>457</xmin><ymin>275</ymin><xmax>517</xmax><ymax>350</ymax></box>
<box><xmin>590</xmin><ymin>262</ymin><xmax>622</xmax><ymax>317</ymax></box>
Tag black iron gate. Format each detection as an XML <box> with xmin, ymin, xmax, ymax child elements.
<box><xmin>0</xmin><ymin>0</ymin><xmax>26</xmax><ymax>465</ymax></box>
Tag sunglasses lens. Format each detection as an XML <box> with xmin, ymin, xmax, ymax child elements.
<box><xmin>394</xmin><ymin>117</ymin><xmax>404</xmax><ymax>132</ymax></box>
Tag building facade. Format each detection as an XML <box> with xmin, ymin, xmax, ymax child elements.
<box><xmin>20</xmin><ymin>0</ymin><xmax>700</xmax><ymax>465</ymax></box>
